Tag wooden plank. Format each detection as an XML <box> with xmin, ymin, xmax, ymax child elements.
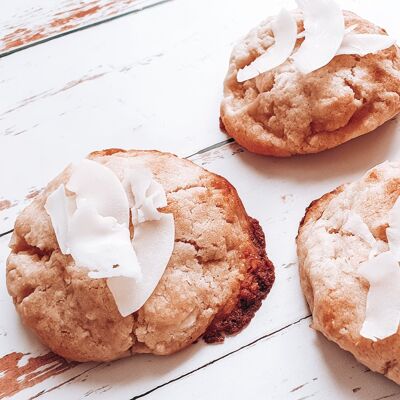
<box><xmin>0</xmin><ymin>0</ymin><xmax>168</xmax><ymax>56</ymax></box>
<box><xmin>143</xmin><ymin>317</ymin><xmax>400</xmax><ymax>400</ymax></box>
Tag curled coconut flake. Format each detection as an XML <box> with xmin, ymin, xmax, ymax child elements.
<box><xmin>125</xmin><ymin>167</ymin><xmax>152</xmax><ymax>209</ymax></box>
<box><xmin>45</xmin><ymin>160</ymin><xmax>141</xmax><ymax>280</ymax></box>
<box><xmin>237</xmin><ymin>8</ymin><xmax>297</xmax><ymax>82</ymax></box>
<box><xmin>342</xmin><ymin>211</ymin><xmax>376</xmax><ymax>246</ymax></box>
<box><xmin>337</xmin><ymin>33</ymin><xmax>396</xmax><ymax>56</ymax></box>
<box><xmin>387</xmin><ymin>196</ymin><xmax>400</xmax><ymax>261</ymax></box>
<box><xmin>45</xmin><ymin>160</ymin><xmax>175</xmax><ymax>317</ymax></box>
<box><xmin>107</xmin><ymin>213</ymin><xmax>175</xmax><ymax>316</ymax></box>
<box><xmin>67</xmin><ymin>159</ymin><xmax>129</xmax><ymax>226</ymax></box>
<box><xmin>292</xmin><ymin>0</ymin><xmax>344</xmax><ymax>74</ymax></box>
<box><xmin>44</xmin><ymin>184</ymin><xmax>75</xmax><ymax>254</ymax></box>
<box><xmin>359</xmin><ymin>251</ymin><xmax>400</xmax><ymax>341</ymax></box>
<box><xmin>68</xmin><ymin>199</ymin><xmax>141</xmax><ymax>279</ymax></box>
<box><xmin>127</xmin><ymin>167</ymin><xmax>167</xmax><ymax>225</ymax></box>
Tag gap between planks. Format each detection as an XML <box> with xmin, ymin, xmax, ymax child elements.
<box><xmin>130</xmin><ymin>315</ymin><xmax>312</xmax><ymax>400</ymax></box>
<box><xmin>0</xmin><ymin>0</ymin><xmax>174</xmax><ymax>59</ymax></box>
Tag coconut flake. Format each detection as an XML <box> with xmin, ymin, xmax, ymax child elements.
<box><xmin>124</xmin><ymin>167</ymin><xmax>152</xmax><ymax>209</ymax></box>
<box><xmin>126</xmin><ymin>167</ymin><xmax>168</xmax><ymax>225</ymax></box>
<box><xmin>359</xmin><ymin>251</ymin><xmax>400</xmax><ymax>341</ymax></box>
<box><xmin>67</xmin><ymin>159</ymin><xmax>129</xmax><ymax>226</ymax></box>
<box><xmin>387</xmin><ymin>196</ymin><xmax>400</xmax><ymax>261</ymax></box>
<box><xmin>67</xmin><ymin>199</ymin><xmax>141</xmax><ymax>280</ymax></box>
<box><xmin>45</xmin><ymin>160</ymin><xmax>175</xmax><ymax>317</ymax></box>
<box><xmin>342</xmin><ymin>211</ymin><xmax>376</xmax><ymax>246</ymax></box>
<box><xmin>107</xmin><ymin>213</ymin><xmax>175</xmax><ymax>316</ymax></box>
<box><xmin>44</xmin><ymin>184</ymin><xmax>74</xmax><ymax>254</ymax></box>
<box><xmin>237</xmin><ymin>8</ymin><xmax>297</xmax><ymax>82</ymax></box>
<box><xmin>337</xmin><ymin>33</ymin><xmax>396</xmax><ymax>56</ymax></box>
<box><xmin>292</xmin><ymin>0</ymin><xmax>344</xmax><ymax>74</ymax></box>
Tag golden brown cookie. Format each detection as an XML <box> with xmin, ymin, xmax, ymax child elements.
<box><xmin>221</xmin><ymin>11</ymin><xmax>400</xmax><ymax>156</ymax></box>
<box><xmin>297</xmin><ymin>162</ymin><xmax>400</xmax><ymax>384</ymax></box>
<box><xmin>6</xmin><ymin>149</ymin><xmax>275</xmax><ymax>362</ymax></box>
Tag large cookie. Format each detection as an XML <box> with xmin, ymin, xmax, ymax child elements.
<box><xmin>297</xmin><ymin>162</ymin><xmax>400</xmax><ymax>384</ymax></box>
<box><xmin>221</xmin><ymin>11</ymin><xmax>400</xmax><ymax>156</ymax></box>
<box><xmin>6</xmin><ymin>149</ymin><xmax>275</xmax><ymax>362</ymax></box>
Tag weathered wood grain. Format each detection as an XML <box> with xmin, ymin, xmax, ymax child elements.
<box><xmin>0</xmin><ymin>0</ymin><xmax>168</xmax><ymax>56</ymax></box>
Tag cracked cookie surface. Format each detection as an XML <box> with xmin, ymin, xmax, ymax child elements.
<box><xmin>297</xmin><ymin>162</ymin><xmax>400</xmax><ymax>384</ymax></box>
<box><xmin>6</xmin><ymin>149</ymin><xmax>275</xmax><ymax>362</ymax></box>
<box><xmin>221</xmin><ymin>11</ymin><xmax>400</xmax><ymax>156</ymax></box>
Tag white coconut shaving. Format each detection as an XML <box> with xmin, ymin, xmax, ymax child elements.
<box><xmin>45</xmin><ymin>159</ymin><xmax>175</xmax><ymax>317</ymax></box>
<box><xmin>237</xmin><ymin>0</ymin><xmax>397</xmax><ymax>81</ymax></box>
<box><xmin>342</xmin><ymin>211</ymin><xmax>376</xmax><ymax>246</ymax></box>
<box><xmin>358</xmin><ymin>196</ymin><xmax>400</xmax><ymax>341</ymax></box>
<box><xmin>292</xmin><ymin>0</ymin><xmax>345</xmax><ymax>74</ymax></box>
<box><xmin>359</xmin><ymin>251</ymin><xmax>400</xmax><ymax>341</ymax></box>
<box><xmin>237</xmin><ymin>8</ymin><xmax>297</xmax><ymax>82</ymax></box>
<box><xmin>337</xmin><ymin>33</ymin><xmax>396</xmax><ymax>56</ymax></box>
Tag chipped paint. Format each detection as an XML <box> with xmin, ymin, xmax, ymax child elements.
<box><xmin>0</xmin><ymin>352</ymin><xmax>77</xmax><ymax>399</ymax></box>
<box><xmin>0</xmin><ymin>0</ymin><xmax>139</xmax><ymax>54</ymax></box>
<box><xmin>25</xmin><ymin>189</ymin><xmax>42</xmax><ymax>201</ymax></box>
<box><xmin>0</xmin><ymin>201</ymin><xmax>12</xmax><ymax>212</ymax></box>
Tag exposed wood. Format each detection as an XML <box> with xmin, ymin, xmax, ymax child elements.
<box><xmin>0</xmin><ymin>0</ymin><xmax>168</xmax><ymax>56</ymax></box>
<box><xmin>0</xmin><ymin>352</ymin><xmax>77</xmax><ymax>399</ymax></box>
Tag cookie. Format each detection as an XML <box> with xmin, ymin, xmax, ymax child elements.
<box><xmin>297</xmin><ymin>162</ymin><xmax>400</xmax><ymax>384</ymax></box>
<box><xmin>6</xmin><ymin>149</ymin><xmax>275</xmax><ymax>362</ymax></box>
<box><xmin>221</xmin><ymin>11</ymin><xmax>400</xmax><ymax>156</ymax></box>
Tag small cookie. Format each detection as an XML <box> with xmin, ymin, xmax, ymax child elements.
<box><xmin>297</xmin><ymin>162</ymin><xmax>400</xmax><ymax>384</ymax></box>
<box><xmin>221</xmin><ymin>11</ymin><xmax>400</xmax><ymax>156</ymax></box>
<box><xmin>6</xmin><ymin>149</ymin><xmax>275</xmax><ymax>362</ymax></box>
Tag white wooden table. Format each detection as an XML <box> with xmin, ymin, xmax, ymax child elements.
<box><xmin>1</xmin><ymin>0</ymin><xmax>400</xmax><ymax>398</ymax></box>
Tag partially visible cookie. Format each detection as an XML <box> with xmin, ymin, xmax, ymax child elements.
<box><xmin>221</xmin><ymin>11</ymin><xmax>400</xmax><ymax>156</ymax></box>
<box><xmin>6</xmin><ymin>149</ymin><xmax>275</xmax><ymax>362</ymax></box>
<box><xmin>297</xmin><ymin>162</ymin><xmax>400</xmax><ymax>384</ymax></box>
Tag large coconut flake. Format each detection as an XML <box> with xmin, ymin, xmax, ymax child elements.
<box><xmin>237</xmin><ymin>8</ymin><xmax>297</xmax><ymax>82</ymax></box>
<box><xmin>45</xmin><ymin>159</ymin><xmax>175</xmax><ymax>317</ymax></box>
<box><xmin>67</xmin><ymin>159</ymin><xmax>129</xmax><ymax>226</ymax></box>
<box><xmin>292</xmin><ymin>0</ymin><xmax>344</xmax><ymax>74</ymax></box>
<box><xmin>337</xmin><ymin>33</ymin><xmax>396</xmax><ymax>56</ymax></box>
<box><xmin>44</xmin><ymin>184</ymin><xmax>75</xmax><ymax>254</ymax></box>
<box><xmin>107</xmin><ymin>213</ymin><xmax>175</xmax><ymax>316</ymax></box>
<box><xmin>359</xmin><ymin>251</ymin><xmax>400</xmax><ymax>341</ymax></box>
<box><xmin>66</xmin><ymin>199</ymin><xmax>140</xmax><ymax>280</ymax></box>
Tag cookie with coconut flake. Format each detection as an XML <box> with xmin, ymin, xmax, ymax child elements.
<box><xmin>297</xmin><ymin>161</ymin><xmax>400</xmax><ymax>384</ymax></box>
<box><xmin>6</xmin><ymin>149</ymin><xmax>275</xmax><ymax>362</ymax></box>
<box><xmin>221</xmin><ymin>11</ymin><xmax>400</xmax><ymax>156</ymax></box>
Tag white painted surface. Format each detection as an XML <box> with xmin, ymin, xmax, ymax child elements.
<box><xmin>1</xmin><ymin>0</ymin><xmax>400</xmax><ymax>398</ymax></box>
